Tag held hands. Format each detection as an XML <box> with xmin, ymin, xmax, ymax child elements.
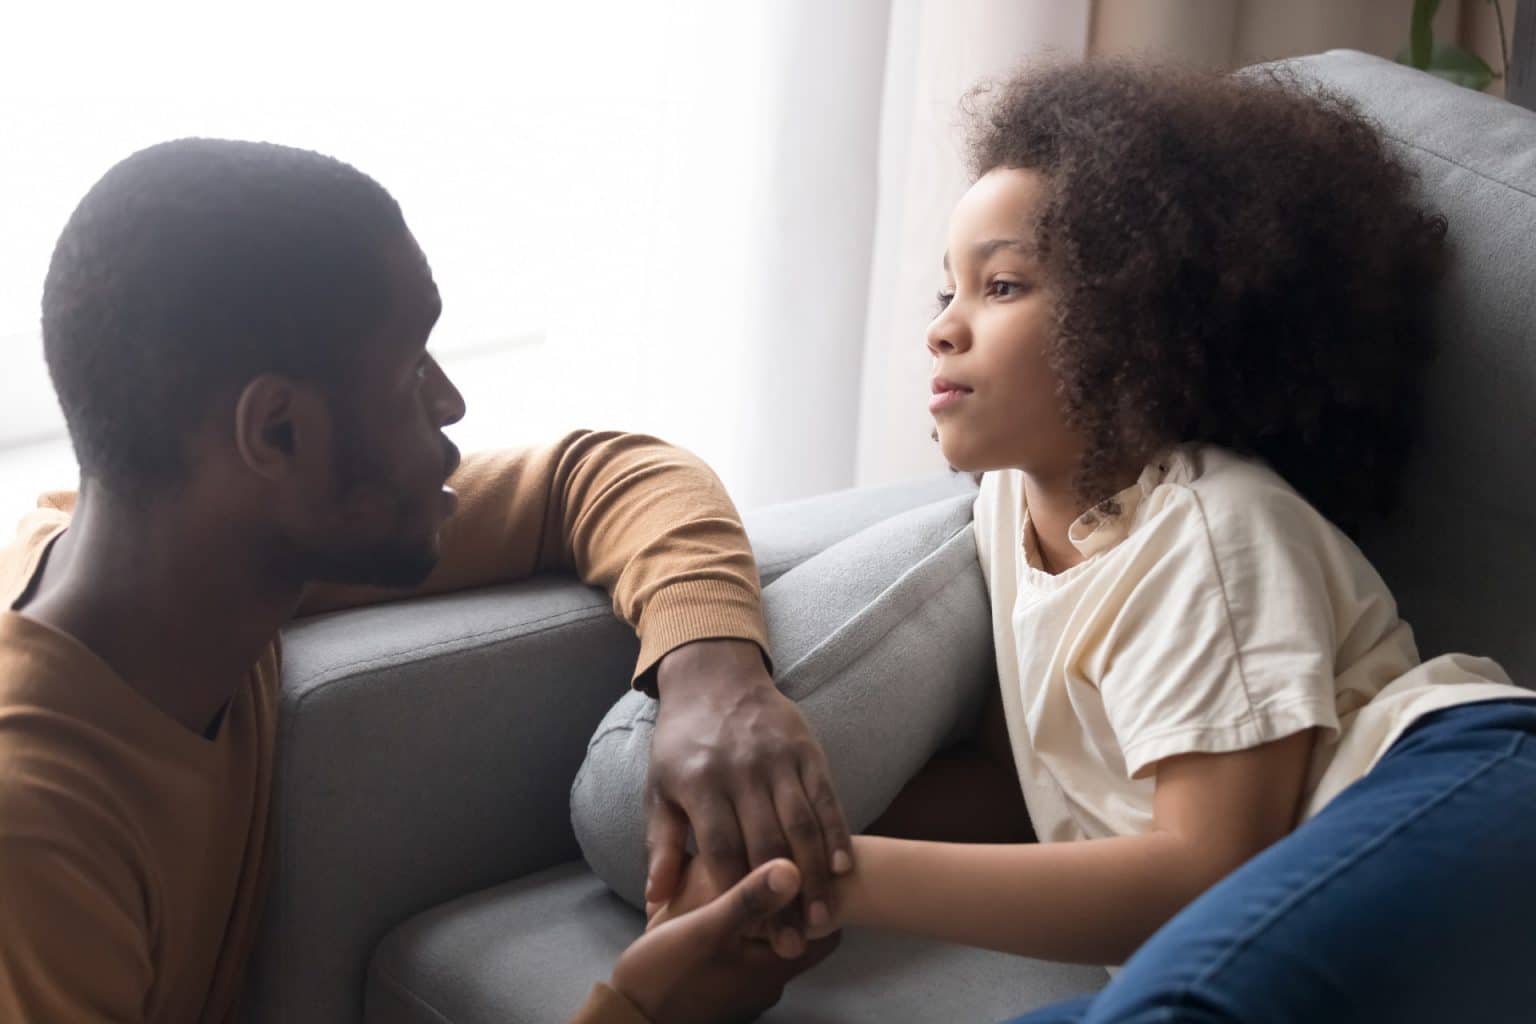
<box><xmin>612</xmin><ymin>860</ymin><xmax>840</xmax><ymax>1024</ymax></box>
<box><xmin>647</xmin><ymin>854</ymin><xmax>846</xmax><ymax>953</ymax></box>
<box><xmin>646</xmin><ymin>639</ymin><xmax>854</xmax><ymax>953</ymax></box>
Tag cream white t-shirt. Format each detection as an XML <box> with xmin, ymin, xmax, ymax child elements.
<box><xmin>974</xmin><ymin>445</ymin><xmax>1532</xmax><ymax>844</ymax></box>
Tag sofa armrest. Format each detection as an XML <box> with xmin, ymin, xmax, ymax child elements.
<box><xmin>246</xmin><ymin>577</ymin><xmax>638</xmax><ymax>1024</ymax></box>
<box><xmin>243</xmin><ymin>472</ymin><xmax>978</xmax><ymax>1024</ymax></box>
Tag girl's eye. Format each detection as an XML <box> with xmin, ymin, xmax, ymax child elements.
<box><xmin>988</xmin><ymin>279</ymin><xmax>1022</xmax><ymax>298</ymax></box>
<box><xmin>934</xmin><ymin>290</ymin><xmax>955</xmax><ymax>313</ymax></box>
<box><xmin>415</xmin><ymin>356</ymin><xmax>431</xmax><ymax>381</ymax></box>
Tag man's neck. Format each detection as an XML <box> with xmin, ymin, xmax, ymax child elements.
<box><xmin>19</xmin><ymin>485</ymin><xmax>304</xmax><ymax>736</ymax></box>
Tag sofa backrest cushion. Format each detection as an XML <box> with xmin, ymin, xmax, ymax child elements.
<box><xmin>1280</xmin><ymin>51</ymin><xmax>1536</xmax><ymax>686</ymax></box>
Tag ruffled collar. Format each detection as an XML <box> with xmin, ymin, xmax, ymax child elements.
<box><xmin>1019</xmin><ymin>446</ymin><xmax>1201</xmax><ymax>573</ymax></box>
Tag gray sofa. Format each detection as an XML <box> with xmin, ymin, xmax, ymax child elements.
<box><xmin>242</xmin><ymin>50</ymin><xmax>1536</xmax><ymax>1023</ymax></box>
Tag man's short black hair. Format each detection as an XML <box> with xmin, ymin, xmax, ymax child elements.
<box><xmin>42</xmin><ymin>137</ymin><xmax>409</xmax><ymax>494</ymax></box>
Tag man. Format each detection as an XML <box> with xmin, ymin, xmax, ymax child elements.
<box><xmin>0</xmin><ymin>138</ymin><xmax>842</xmax><ymax>1021</ymax></box>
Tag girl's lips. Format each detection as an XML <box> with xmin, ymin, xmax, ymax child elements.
<box><xmin>928</xmin><ymin>388</ymin><xmax>971</xmax><ymax>413</ymax></box>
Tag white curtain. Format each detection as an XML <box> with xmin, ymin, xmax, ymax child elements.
<box><xmin>534</xmin><ymin>0</ymin><xmax>892</xmax><ymax>509</ymax></box>
<box><xmin>0</xmin><ymin>1</ymin><xmax>893</xmax><ymax>514</ymax></box>
<box><xmin>855</xmin><ymin>0</ymin><xmax>1094</xmax><ymax>490</ymax></box>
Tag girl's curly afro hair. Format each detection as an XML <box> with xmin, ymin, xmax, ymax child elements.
<box><xmin>966</xmin><ymin>60</ymin><xmax>1447</xmax><ymax>535</ymax></box>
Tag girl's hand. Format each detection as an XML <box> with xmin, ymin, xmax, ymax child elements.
<box><xmin>651</xmin><ymin>854</ymin><xmax>836</xmax><ymax>958</ymax></box>
<box><xmin>646</xmin><ymin>855</ymin><xmax>726</xmax><ymax>929</ymax></box>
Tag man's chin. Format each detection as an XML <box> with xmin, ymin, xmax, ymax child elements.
<box><xmin>310</xmin><ymin>537</ymin><xmax>441</xmax><ymax>590</ymax></box>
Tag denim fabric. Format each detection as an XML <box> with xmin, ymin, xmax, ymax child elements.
<box><xmin>1007</xmin><ymin>698</ymin><xmax>1536</xmax><ymax>1023</ymax></box>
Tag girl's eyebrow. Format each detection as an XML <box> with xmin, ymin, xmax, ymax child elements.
<box><xmin>942</xmin><ymin>237</ymin><xmax>1035</xmax><ymax>272</ymax></box>
<box><xmin>972</xmin><ymin>237</ymin><xmax>1035</xmax><ymax>261</ymax></box>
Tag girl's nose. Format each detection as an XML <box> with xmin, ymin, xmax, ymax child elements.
<box><xmin>926</xmin><ymin>307</ymin><xmax>969</xmax><ymax>356</ymax></box>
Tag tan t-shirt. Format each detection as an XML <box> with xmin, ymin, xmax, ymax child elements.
<box><xmin>974</xmin><ymin>445</ymin><xmax>1532</xmax><ymax>844</ymax></box>
<box><xmin>0</xmin><ymin>432</ymin><xmax>767</xmax><ymax>1024</ymax></box>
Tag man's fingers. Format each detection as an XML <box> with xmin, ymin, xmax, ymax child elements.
<box><xmin>735</xmin><ymin>789</ymin><xmax>795</xmax><ymax>871</ymax></box>
<box><xmin>771</xmin><ymin>779</ymin><xmax>832</xmax><ymax>934</ymax></box>
<box><xmin>692</xmin><ymin>794</ymin><xmax>751</xmax><ymax>893</ymax></box>
<box><xmin>802</xmin><ymin>757</ymin><xmax>854</xmax><ymax>876</ymax></box>
<box><xmin>735</xmin><ymin>788</ymin><xmax>805</xmax><ymax>957</ymax></box>
<box><xmin>740</xmin><ymin>929</ymin><xmax>841</xmax><ymax>979</ymax></box>
<box><xmin>644</xmin><ymin>799</ymin><xmax>689</xmax><ymax>906</ymax></box>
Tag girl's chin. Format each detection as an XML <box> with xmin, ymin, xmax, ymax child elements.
<box><xmin>935</xmin><ymin>433</ymin><xmax>1006</xmax><ymax>475</ymax></box>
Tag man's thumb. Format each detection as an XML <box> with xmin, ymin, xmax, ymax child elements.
<box><xmin>699</xmin><ymin>859</ymin><xmax>801</xmax><ymax>940</ymax></box>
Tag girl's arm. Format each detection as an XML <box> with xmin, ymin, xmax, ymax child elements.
<box><xmin>826</xmin><ymin>728</ymin><xmax>1317</xmax><ymax>965</ymax></box>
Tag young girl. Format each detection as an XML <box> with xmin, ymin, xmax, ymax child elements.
<box><xmin>661</xmin><ymin>60</ymin><xmax>1536</xmax><ymax>1020</ymax></box>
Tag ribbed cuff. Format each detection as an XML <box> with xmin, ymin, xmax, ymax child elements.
<box><xmin>633</xmin><ymin>578</ymin><xmax>772</xmax><ymax>694</ymax></box>
<box><xmin>571</xmin><ymin>982</ymin><xmax>652</xmax><ymax>1024</ymax></box>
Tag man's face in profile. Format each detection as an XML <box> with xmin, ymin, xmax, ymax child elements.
<box><xmin>283</xmin><ymin>237</ymin><xmax>467</xmax><ymax>589</ymax></box>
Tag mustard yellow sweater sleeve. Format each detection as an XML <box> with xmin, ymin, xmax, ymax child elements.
<box><xmin>569</xmin><ymin>983</ymin><xmax>652</xmax><ymax>1024</ymax></box>
<box><xmin>297</xmin><ymin>430</ymin><xmax>769</xmax><ymax>684</ymax></box>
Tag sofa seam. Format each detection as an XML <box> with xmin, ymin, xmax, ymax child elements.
<box><xmin>572</xmin><ymin>721</ymin><xmax>644</xmax><ymax>795</ymax></box>
<box><xmin>369</xmin><ymin>959</ymin><xmax>458</xmax><ymax>1024</ymax></box>
<box><xmin>1378</xmin><ymin>126</ymin><xmax>1536</xmax><ymax>203</ymax></box>
<box><xmin>289</xmin><ymin>603</ymin><xmax>615</xmax><ymax>704</ymax></box>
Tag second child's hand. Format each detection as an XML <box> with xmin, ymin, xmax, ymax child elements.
<box><xmin>612</xmin><ymin>859</ymin><xmax>839</xmax><ymax>1024</ymax></box>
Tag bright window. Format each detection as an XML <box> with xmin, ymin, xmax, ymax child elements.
<box><xmin>0</xmin><ymin>1</ymin><xmax>778</xmax><ymax>520</ymax></box>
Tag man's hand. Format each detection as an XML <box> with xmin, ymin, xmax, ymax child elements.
<box><xmin>647</xmin><ymin>639</ymin><xmax>852</xmax><ymax>955</ymax></box>
<box><xmin>611</xmin><ymin>860</ymin><xmax>838</xmax><ymax>1024</ymax></box>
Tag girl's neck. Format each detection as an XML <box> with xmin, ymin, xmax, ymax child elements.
<box><xmin>1021</xmin><ymin>460</ymin><xmax>1148</xmax><ymax>575</ymax></box>
<box><xmin>1021</xmin><ymin>474</ymin><xmax>1088</xmax><ymax>574</ymax></box>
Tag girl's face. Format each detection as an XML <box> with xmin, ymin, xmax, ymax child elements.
<box><xmin>927</xmin><ymin>168</ymin><xmax>1083</xmax><ymax>479</ymax></box>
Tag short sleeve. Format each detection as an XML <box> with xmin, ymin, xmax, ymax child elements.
<box><xmin>0</xmin><ymin>837</ymin><xmax>152</xmax><ymax>1022</ymax></box>
<box><xmin>1096</xmin><ymin>479</ymin><xmax>1341</xmax><ymax>779</ymax></box>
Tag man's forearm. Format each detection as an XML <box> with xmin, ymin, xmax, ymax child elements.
<box><xmin>836</xmin><ymin>832</ymin><xmax>1224</xmax><ymax>965</ymax></box>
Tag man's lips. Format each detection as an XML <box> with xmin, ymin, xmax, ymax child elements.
<box><xmin>440</xmin><ymin>442</ymin><xmax>463</xmax><ymax>512</ymax></box>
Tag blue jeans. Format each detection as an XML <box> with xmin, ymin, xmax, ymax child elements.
<box><xmin>1006</xmin><ymin>698</ymin><xmax>1536</xmax><ymax>1023</ymax></box>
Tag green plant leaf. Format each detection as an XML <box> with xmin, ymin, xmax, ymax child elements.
<box><xmin>1394</xmin><ymin>40</ymin><xmax>1496</xmax><ymax>91</ymax></box>
<box><xmin>1428</xmin><ymin>41</ymin><xmax>1496</xmax><ymax>89</ymax></box>
<box><xmin>1410</xmin><ymin>0</ymin><xmax>1440</xmax><ymax>68</ymax></box>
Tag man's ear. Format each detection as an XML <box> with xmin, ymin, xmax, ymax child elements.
<box><xmin>234</xmin><ymin>374</ymin><xmax>323</xmax><ymax>481</ymax></box>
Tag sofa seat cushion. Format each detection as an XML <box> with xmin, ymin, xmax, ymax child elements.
<box><xmin>366</xmin><ymin>861</ymin><xmax>1109</xmax><ymax>1023</ymax></box>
